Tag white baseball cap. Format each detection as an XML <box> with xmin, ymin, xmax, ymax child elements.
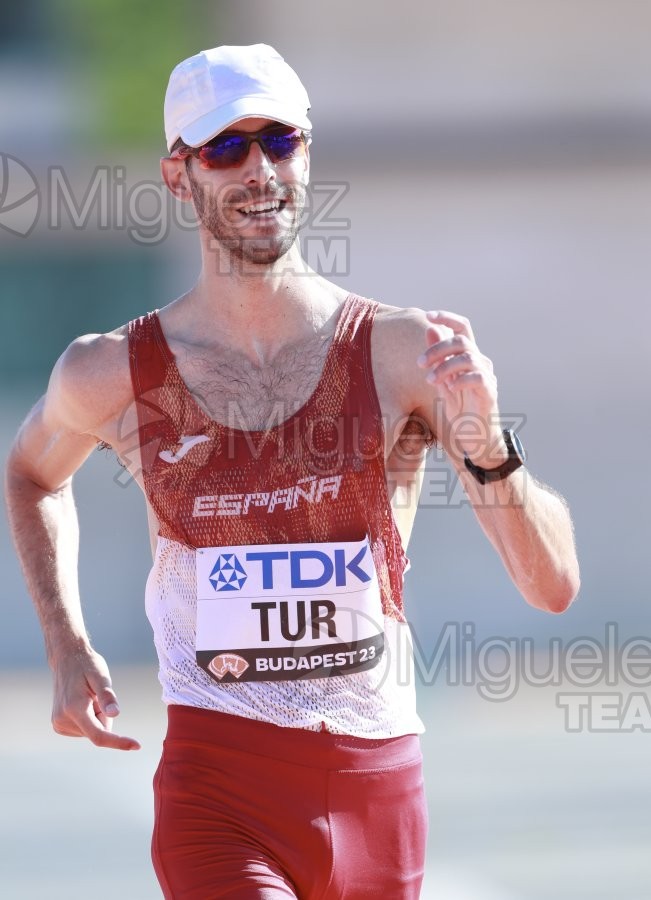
<box><xmin>164</xmin><ymin>43</ymin><xmax>312</xmax><ymax>152</ymax></box>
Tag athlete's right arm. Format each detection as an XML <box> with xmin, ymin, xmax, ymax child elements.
<box><xmin>4</xmin><ymin>336</ymin><xmax>141</xmax><ymax>751</ymax></box>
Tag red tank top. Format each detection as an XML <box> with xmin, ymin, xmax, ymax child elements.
<box><xmin>128</xmin><ymin>293</ymin><xmax>407</xmax><ymax>621</ymax></box>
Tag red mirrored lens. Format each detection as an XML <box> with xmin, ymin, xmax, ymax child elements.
<box><xmin>198</xmin><ymin>126</ymin><xmax>306</xmax><ymax>168</ymax></box>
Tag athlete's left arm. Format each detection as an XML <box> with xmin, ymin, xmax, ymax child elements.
<box><xmin>400</xmin><ymin>307</ymin><xmax>580</xmax><ymax>614</ymax></box>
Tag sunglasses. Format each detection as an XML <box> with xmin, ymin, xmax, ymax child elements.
<box><xmin>170</xmin><ymin>123</ymin><xmax>310</xmax><ymax>169</ymax></box>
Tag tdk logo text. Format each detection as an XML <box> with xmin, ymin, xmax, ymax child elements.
<box><xmin>208</xmin><ymin>545</ymin><xmax>371</xmax><ymax>593</ymax></box>
<box><xmin>247</xmin><ymin>545</ymin><xmax>371</xmax><ymax>590</ymax></box>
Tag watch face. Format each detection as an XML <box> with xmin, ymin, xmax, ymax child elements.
<box><xmin>508</xmin><ymin>430</ymin><xmax>527</xmax><ymax>464</ymax></box>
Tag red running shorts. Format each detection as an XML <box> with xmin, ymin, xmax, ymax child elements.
<box><xmin>152</xmin><ymin>705</ymin><xmax>428</xmax><ymax>898</ymax></box>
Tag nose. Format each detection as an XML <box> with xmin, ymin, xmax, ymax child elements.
<box><xmin>241</xmin><ymin>139</ymin><xmax>276</xmax><ymax>186</ymax></box>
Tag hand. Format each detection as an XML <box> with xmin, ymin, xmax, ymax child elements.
<box><xmin>417</xmin><ymin>310</ymin><xmax>505</xmax><ymax>467</ymax></box>
<box><xmin>50</xmin><ymin>645</ymin><xmax>141</xmax><ymax>751</ymax></box>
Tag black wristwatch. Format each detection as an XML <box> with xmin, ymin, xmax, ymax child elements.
<box><xmin>463</xmin><ymin>429</ymin><xmax>526</xmax><ymax>485</ymax></box>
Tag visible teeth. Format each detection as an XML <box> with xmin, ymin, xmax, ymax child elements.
<box><xmin>241</xmin><ymin>200</ymin><xmax>282</xmax><ymax>214</ymax></box>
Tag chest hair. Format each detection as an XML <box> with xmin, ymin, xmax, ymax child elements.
<box><xmin>175</xmin><ymin>332</ymin><xmax>333</xmax><ymax>431</ymax></box>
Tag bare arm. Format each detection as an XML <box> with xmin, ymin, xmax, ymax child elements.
<box><xmin>400</xmin><ymin>307</ymin><xmax>580</xmax><ymax>613</ymax></box>
<box><xmin>4</xmin><ymin>338</ymin><xmax>140</xmax><ymax>750</ymax></box>
<box><xmin>447</xmin><ymin>458</ymin><xmax>579</xmax><ymax>613</ymax></box>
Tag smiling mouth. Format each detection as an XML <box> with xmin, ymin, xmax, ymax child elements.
<box><xmin>238</xmin><ymin>199</ymin><xmax>287</xmax><ymax>218</ymax></box>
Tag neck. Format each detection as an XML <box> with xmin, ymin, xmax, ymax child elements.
<box><xmin>168</xmin><ymin>237</ymin><xmax>344</xmax><ymax>365</ymax></box>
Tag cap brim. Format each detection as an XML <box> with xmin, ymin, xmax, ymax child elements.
<box><xmin>171</xmin><ymin>97</ymin><xmax>312</xmax><ymax>150</ymax></box>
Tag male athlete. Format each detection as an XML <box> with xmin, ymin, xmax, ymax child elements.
<box><xmin>5</xmin><ymin>44</ymin><xmax>579</xmax><ymax>898</ymax></box>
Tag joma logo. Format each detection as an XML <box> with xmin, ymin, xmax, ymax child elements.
<box><xmin>159</xmin><ymin>434</ymin><xmax>209</xmax><ymax>464</ymax></box>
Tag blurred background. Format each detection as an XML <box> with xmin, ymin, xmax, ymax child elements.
<box><xmin>2</xmin><ymin>1</ymin><xmax>650</xmax><ymax>897</ymax></box>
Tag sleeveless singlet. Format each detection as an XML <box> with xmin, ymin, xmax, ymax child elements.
<box><xmin>128</xmin><ymin>294</ymin><xmax>424</xmax><ymax>737</ymax></box>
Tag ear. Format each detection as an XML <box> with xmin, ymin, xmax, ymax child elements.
<box><xmin>160</xmin><ymin>157</ymin><xmax>194</xmax><ymax>202</ymax></box>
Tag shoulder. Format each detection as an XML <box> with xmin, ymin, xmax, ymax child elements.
<box><xmin>372</xmin><ymin>301</ymin><xmax>431</xmax><ymax>339</ymax></box>
<box><xmin>369</xmin><ymin>301</ymin><xmax>431</xmax><ymax>387</ymax></box>
<box><xmin>49</xmin><ymin>321</ymin><xmax>134</xmax><ymax>435</ymax></box>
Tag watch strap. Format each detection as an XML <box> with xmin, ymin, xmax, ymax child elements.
<box><xmin>463</xmin><ymin>429</ymin><xmax>526</xmax><ymax>485</ymax></box>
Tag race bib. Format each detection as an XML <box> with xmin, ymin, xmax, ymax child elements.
<box><xmin>195</xmin><ymin>538</ymin><xmax>384</xmax><ymax>683</ymax></box>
